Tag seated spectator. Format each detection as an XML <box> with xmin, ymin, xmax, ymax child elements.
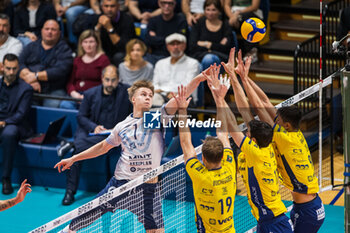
<box><xmin>223</xmin><ymin>0</ymin><xmax>262</xmax><ymax>61</ymax></box>
<box><xmin>118</xmin><ymin>39</ymin><xmax>153</xmax><ymax>86</ymax></box>
<box><xmin>128</xmin><ymin>0</ymin><xmax>161</xmax><ymax>24</ymax></box>
<box><xmin>153</xmin><ymin>33</ymin><xmax>200</xmax><ymax>106</ymax></box>
<box><xmin>0</xmin><ymin>14</ymin><xmax>23</xmax><ymax>74</ymax></box>
<box><xmin>0</xmin><ymin>0</ymin><xmax>14</xmax><ymax>30</ymax></box>
<box><xmin>14</xmin><ymin>0</ymin><xmax>56</xmax><ymax>47</ymax></box>
<box><xmin>19</xmin><ymin>19</ymin><xmax>73</xmax><ymax>108</ymax></box>
<box><xmin>60</xmin><ymin>29</ymin><xmax>110</xmax><ymax>109</ymax></box>
<box><xmin>89</xmin><ymin>0</ymin><xmax>128</xmax><ymax>14</ymax></box>
<box><xmin>94</xmin><ymin>0</ymin><xmax>135</xmax><ymax>66</ymax></box>
<box><xmin>182</xmin><ymin>0</ymin><xmax>205</xmax><ymax>27</ymax></box>
<box><xmin>53</xmin><ymin>0</ymin><xmax>89</xmax><ymax>45</ymax></box>
<box><xmin>0</xmin><ymin>54</ymin><xmax>34</xmax><ymax>195</ymax></box>
<box><xmin>144</xmin><ymin>0</ymin><xmax>187</xmax><ymax>65</ymax></box>
<box><xmin>60</xmin><ymin>64</ymin><xmax>132</xmax><ymax>205</ymax></box>
<box><xmin>189</xmin><ymin>0</ymin><xmax>233</xmax><ymax>70</ymax></box>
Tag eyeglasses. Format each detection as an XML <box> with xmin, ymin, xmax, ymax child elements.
<box><xmin>160</xmin><ymin>1</ymin><xmax>175</xmax><ymax>6</ymax></box>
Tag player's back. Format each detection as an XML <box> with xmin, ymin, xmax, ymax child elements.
<box><xmin>186</xmin><ymin>148</ymin><xmax>237</xmax><ymax>233</ymax></box>
<box><xmin>272</xmin><ymin>124</ymin><xmax>319</xmax><ymax>194</ymax></box>
<box><xmin>238</xmin><ymin>136</ymin><xmax>287</xmax><ymax>222</ymax></box>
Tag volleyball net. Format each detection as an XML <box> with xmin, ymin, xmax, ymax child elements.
<box><xmin>30</xmin><ymin>74</ymin><xmax>334</xmax><ymax>233</ymax></box>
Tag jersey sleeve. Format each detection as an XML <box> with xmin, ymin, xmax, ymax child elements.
<box><xmin>185</xmin><ymin>157</ymin><xmax>206</xmax><ymax>181</ymax></box>
<box><xmin>160</xmin><ymin>104</ymin><xmax>174</xmax><ymax>126</ymax></box>
<box><xmin>239</xmin><ymin>136</ymin><xmax>264</xmax><ymax>162</ymax></box>
<box><xmin>106</xmin><ymin>122</ymin><xmax>122</xmax><ymax>147</ymax></box>
<box><xmin>272</xmin><ymin>123</ymin><xmax>291</xmax><ymax>145</ymax></box>
<box><xmin>222</xmin><ymin>148</ymin><xmax>234</xmax><ymax>163</ymax></box>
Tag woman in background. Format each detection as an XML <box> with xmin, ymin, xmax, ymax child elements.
<box><xmin>14</xmin><ymin>0</ymin><xmax>56</xmax><ymax>47</ymax></box>
<box><xmin>60</xmin><ymin>29</ymin><xmax>110</xmax><ymax>109</ymax></box>
<box><xmin>118</xmin><ymin>39</ymin><xmax>153</xmax><ymax>86</ymax></box>
<box><xmin>189</xmin><ymin>0</ymin><xmax>233</xmax><ymax>70</ymax></box>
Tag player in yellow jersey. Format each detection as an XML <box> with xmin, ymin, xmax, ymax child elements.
<box><xmin>231</xmin><ymin>48</ymin><xmax>325</xmax><ymax>232</ymax></box>
<box><xmin>208</xmin><ymin>50</ymin><xmax>293</xmax><ymax>233</ymax></box>
<box><xmin>175</xmin><ymin>82</ymin><xmax>236</xmax><ymax>233</ymax></box>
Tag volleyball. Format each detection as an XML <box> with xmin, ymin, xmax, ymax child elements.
<box><xmin>240</xmin><ymin>17</ymin><xmax>266</xmax><ymax>43</ymax></box>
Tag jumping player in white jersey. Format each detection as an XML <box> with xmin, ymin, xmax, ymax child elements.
<box><xmin>55</xmin><ymin>73</ymin><xmax>207</xmax><ymax>232</ymax></box>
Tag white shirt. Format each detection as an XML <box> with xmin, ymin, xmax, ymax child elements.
<box><xmin>190</xmin><ymin>0</ymin><xmax>205</xmax><ymax>14</ymax></box>
<box><xmin>106</xmin><ymin>106</ymin><xmax>172</xmax><ymax>180</ymax></box>
<box><xmin>153</xmin><ymin>54</ymin><xmax>200</xmax><ymax>103</ymax></box>
<box><xmin>0</xmin><ymin>36</ymin><xmax>23</xmax><ymax>62</ymax></box>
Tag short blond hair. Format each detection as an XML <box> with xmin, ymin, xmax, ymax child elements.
<box><xmin>77</xmin><ymin>29</ymin><xmax>104</xmax><ymax>57</ymax></box>
<box><xmin>124</xmin><ymin>39</ymin><xmax>147</xmax><ymax>63</ymax></box>
<box><xmin>127</xmin><ymin>80</ymin><xmax>154</xmax><ymax>102</ymax></box>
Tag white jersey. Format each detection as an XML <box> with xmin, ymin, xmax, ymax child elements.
<box><xmin>106</xmin><ymin>106</ymin><xmax>172</xmax><ymax>180</ymax></box>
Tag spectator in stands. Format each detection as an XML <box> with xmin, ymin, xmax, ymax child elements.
<box><xmin>0</xmin><ymin>14</ymin><xmax>22</xmax><ymax>74</ymax></box>
<box><xmin>182</xmin><ymin>0</ymin><xmax>205</xmax><ymax>27</ymax></box>
<box><xmin>189</xmin><ymin>0</ymin><xmax>233</xmax><ymax>70</ymax></box>
<box><xmin>54</xmin><ymin>0</ymin><xmax>89</xmax><ymax>46</ymax></box>
<box><xmin>223</xmin><ymin>0</ymin><xmax>263</xmax><ymax>61</ymax></box>
<box><xmin>0</xmin><ymin>0</ymin><xmax>14</xmax><ymax>30</ymax></box>
<box><xmin>0</xmin><ymin>54</ymin><xmax>34</xmax><ymax>195</ymax></box>
<box><xmin>14</xmin><ymin>0</ymin><xmax>56</xmax><ymax>47</ymax></box>
<box><xmin>94</xmin><ymin>0</ymin><xmax>135</xmax><ymax>66</ymax></box>
<box><xmin>144</xmin><ymin>0</ymin><xmax>187</xmax><ymax>65</ymax></box>
<box><xmin>19</xmin><ymin>19</ymin><xmax>73</xmax><ymax>108</ymax></box>
<box><xmin>0</xmin><ymin>179</ymin><xmax>31</xmax><ymax>210</ymax></box>
<box><xmin>60</xmin><ymin>65</ymin><xmax>132</xmax><ymax>205</ymax></box>
<box><xmin>89</xmin><ymin>0</ymin><xmax>128</xmax><ymax>14</ymax></box>
<box><xmin>128</xmin><ymin>0</ymin><xmax>161</xmax><ymax>24</ymax></box>
<box><xmin>153</xmin><ymin>33</ymin><xmax>200</xmax><ymax>106</ymax></box>
<box><xmin>118</xmin><ymin>39</ymin><xmax>153</xmax><ymax>86</ymax></box>
<box><xmin>60</xmin><ymin>29</ymin><xmax>110</xmax><ymax>109</ymax></box>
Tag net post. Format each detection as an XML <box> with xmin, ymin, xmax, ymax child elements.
<box><xmin>341</xmin><ymin>69</ymin><xmax>350</xmax><ymax>233</ymax></box>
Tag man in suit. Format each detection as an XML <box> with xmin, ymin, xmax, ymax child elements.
<box><xmin>62</xmin><ymin>64</ymin><xmax>132</xmax><ymax>205</ymax></box>
<box><xmin>0</xmin><ymin>53</ymin><xmax>34</xmax><ymax>194</ymax></box>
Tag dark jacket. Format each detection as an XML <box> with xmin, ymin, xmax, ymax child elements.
<box><xmin>13</xmin><ymin>2</ymin><xmax>56</xmax><ymax>37</ymax></box>
<box><xmin>19</xmin><ymin>39</ymin><xmax>73</xmax><ymax>93</ymax></box>
<box><xmin>76</xmin><ymin>83</ymin><xmax>132</xmax><ymax>139</ymax></box>
<box><xmin>1</xmin><ymin>78</ymin><xmax>34</xmax><ymax>138</ymax></box>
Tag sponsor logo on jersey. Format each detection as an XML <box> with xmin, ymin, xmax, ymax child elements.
<box><xmin>129</xmin><ymin>154</ymin><xmax>151</xmax><ymax>160</ymax></box>
<box><xmin>199</xmin><ymin>204</ymin><xmax>214</xmax><ymax>212</ymax></box>
<box><xmin>201</xmin><ymin>188</ymin><xmax>213</xmax><ymax>196</ymax></box>
<box><xmin>209</xmin><ymin>218</ymin><xmax>216</xmax><ymax>225</ymax></box>
<box><xmin>213</xmin><ymin>175</ymin><xmax>233</xmax><ymax>186</ymax></box>
<box><xmin>130</xmin><ymin>167</ymin><xmax>136</xmax><ymax>172</ymax></box>
<box><xmin>262</xmin><ymin>178</ymin><xmax>274</xmax><ymax>184</ymax></box>
<box><xmin>130</xmin><ymin>161</ymin><xmax>152</xmax><ymax>166</ymax></box>
<box><xmin>316</xmin><ymin>204</ymin><xmax>325</xmax><ymax>220</ymax></box>
<box><xmin>218</xmin><ymin>216</ymin><xmax>233</xmax><ymax>225</ymax></box>
<box><xmin>295</xmin><ymin>164</ymin><xmax>310</xmax><ymax>170</ymax></box>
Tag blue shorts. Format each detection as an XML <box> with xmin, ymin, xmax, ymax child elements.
<box><xmin>257</xmin><ymin>214</ymin><xmax>293</xmax><ymax>233</ymax></box>
<box><xmin>291</xmin><ymin>194</ymin><xmax>325</xmax><ymax>233</ymax></box>
<box><xmin>70</xmin><ymin>177</ymin><xmax>164</xmax><ymax>231</ymax></box>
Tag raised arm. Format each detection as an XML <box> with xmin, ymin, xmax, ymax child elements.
<box><xmin>235</xmin><ymin>53</ymin><xmax>274</xmax><ymax>126</ymax></box>
<box><xmin>221</xmin><ymin>48</ymin><xmax>253</xmax><ymax>125</ymax></box>
<box><xmin>0</xmin><ymin>180</ymin><xmax>31</xmax><ymax>212</ymax></box>
<box><xmin>204</xmin><ymin>64</ymin><xmax>245</xmax><ymax>148</ymax></box>
<box><xmin>54</xmin><ymin>140</ymin><xmax>114</xmax><ymax>173</ymax></box>
<box><xmin>175</xmin><ymin>85</ymin><xmax>197</xmax><ymax>163</ymax></box>
<box><xmin>165</xmin><ymin>68</ymin><xmax>207</xmax><ymax>115</ymax></box>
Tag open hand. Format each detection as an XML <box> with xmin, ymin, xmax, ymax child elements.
<box><xmin>54</xmin><ymin>158</ymin><xmax>74</xmax><ymax>173</ymax></box>
<box><xmin>16</xmin><ymin>179</ymin><xmax>31</xmax><ymax>203</ymax></box>
<box><xmin>174</xmin><ymin>85</ymin><xmax>191</xmax><ymax>110</ymax></box>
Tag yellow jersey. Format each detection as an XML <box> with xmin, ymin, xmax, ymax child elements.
<box><xmin>238</xmin><ymin>136</ymin><xmax>287</xmax><ymax>222</ymax></box>
<box><xmin>186</xmin><ymin>148</ymin><xmax>236</xmax><ymax>233</ymax></box>
<box><xmin>273</xmin><ymin>124</ymin><xmax>319</xmax><ymax>194</ymax></box>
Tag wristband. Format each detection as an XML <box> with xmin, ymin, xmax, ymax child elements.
<box><xmin>35</xmin><ymin>72</ymin><xmax>38</xmax><ymax>81</ymax></box>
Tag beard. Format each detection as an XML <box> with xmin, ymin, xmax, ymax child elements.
<box><xmin>0</xmin><ymin>31</ymin><xmax>7</xmax><ymax>40</ymax></box>
<box><xmin>4</xmin><ymin>74</ymin><xmax>16</xmax><ymax>84</ymax></box>
<box><xmin>170</xmin><ymin>50</ymin><xmax>184</xmax><ymax>59</ymax></box>
<box><xmin>104</xmin><ymin>86</ymin><xmax>115</xmax><ymax>94</ymax></box>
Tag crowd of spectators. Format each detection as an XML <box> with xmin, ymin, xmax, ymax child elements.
<box><xmin>1</xmin><ymin>0</ymin><xmax>268</xmax><ymax>109</ymax></box>
<box><xmin>0</xmin><ymin>0</ymin><xmax>268</xmax><ymax>198</ymax></box>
